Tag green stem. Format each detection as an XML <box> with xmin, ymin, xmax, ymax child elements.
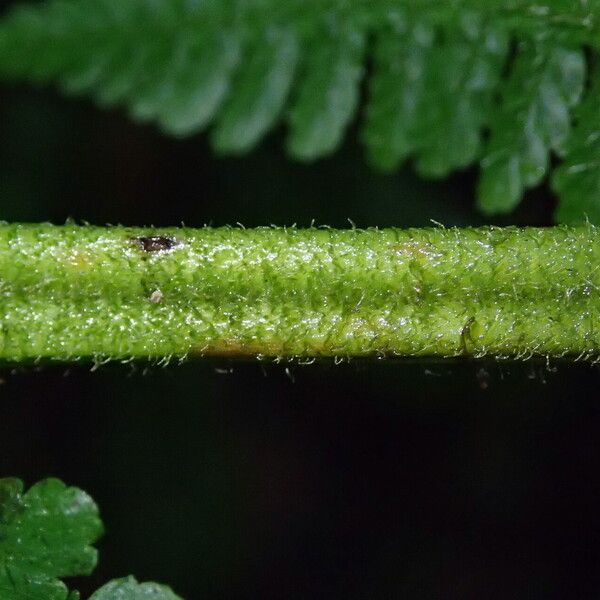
<box><xmin>0</xmin><ymin>223</ymin><xmax>598</xmax><ymax>362</ymax></box>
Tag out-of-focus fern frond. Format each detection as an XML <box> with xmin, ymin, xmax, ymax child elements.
<box><xmin>478</xmin><ymin>42</ymin><xmax>585</xmax><ymax>214</ymax></box>
<box><xmin>363</xmin><ymin>12</ymin><xmax>509</xmax><ymax>178</ymax></box>
<box><xmin>1</xmin><ymin>0</ymin><xmax>600</xmax><ymax>220</ymax></box>
<box><xmin>412</xmin><ymin>18</ymin><xmax>509</xmax><ymax>179</ymax></box>
<box><xmin>362</xmin><ymin>17</ymin><xmax>436</xmax><ymax>172</ymax></box>
<box><xmin>212</xmin><ymin>26</ymin><xmax>299</xmax><ymax>154</ymax></box>
<box><xmin>552</xmin><ymin>67</ymin><xmax>600</xmax><ymax>224</ymax></box>
<box><xmin>286</xmin><ymin>14</ymin><xmax>366</xmax><ymax>160</ymax></box>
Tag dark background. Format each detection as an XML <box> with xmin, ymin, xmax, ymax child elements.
<box><xmin>1</xmin><ymin>2</ymin><xmax>600</xmax><ymax>597</ymax></box>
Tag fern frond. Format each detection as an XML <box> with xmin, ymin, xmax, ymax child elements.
<box><xmin>363</xmin><ymin>13</ymin><xmax>509</xmax><ymax>178</ymax></box>
<box><xmin>286</xmin><ymin>13</ymin><xmax>366</xmax><ymax>160</ymax></box>
<box><xmin>362</xmin><ymin>17</ymin><xmax>435</xmax><ymax>171</ymax></box>
<box><xmin>1</xmin><ymin>0</ymin><xmax>600</xmax><ymax>220</ymax></box>
<box><xmin>478</xmin><ymin>41</ymin><xmax>585</xmax><ymax>214</ymax></box>
<box><xmin>212</xmin><ymin>26</ymin><xmax>299</xmax><ymax>153</ymax></box>
<box><xmin>413</xmin><ymin>17</ymin><xmax>509</xmax><ymax>178</ymax></box>
<box><xmin>552</xmin><ymin>67</ymin><xmax>600</xmax><ymax>224</ymax></box>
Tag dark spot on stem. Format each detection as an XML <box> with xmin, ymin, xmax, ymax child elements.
<box><xmin>461</xmin><ymin>316</ymin><xmax>476</xmax><ymax>355</ymax></box>
<box><xmin>132</xmin><ymin>236</ymin><xmax>180</xmax><ymax>253</ymax></box>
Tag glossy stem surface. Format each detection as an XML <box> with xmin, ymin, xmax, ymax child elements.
<box><xmin>0</xmin><ymin>223</ymin><xmax>598</xmax><ymax>362</ymax></box>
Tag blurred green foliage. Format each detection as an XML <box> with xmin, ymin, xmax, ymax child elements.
<box><xmin>0</xmin><ymin>478</ymin><xmax>101</xmax><ymax>600</ymax></box>
<box><xmin>0</xmin><ymin>0</ymin><xmax>599</xmax><ymax>221</ymax></box>
<box><xmin>0</xmin><ymin>477</ymin><xmax>184</xmax><ymax>599</ymax></box>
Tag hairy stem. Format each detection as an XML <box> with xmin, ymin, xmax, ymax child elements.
<box><xmin>0</xmin><ymin>223</ymin><xmax>598</xmax><ymax>362</ymax></box>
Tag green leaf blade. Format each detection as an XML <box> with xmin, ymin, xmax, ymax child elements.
<box><xmin>90</xmin><ymin>576</ymin><xmax>184</xmax><ymax>600</ymax></box>
<box><xmin>413</xmin><ymin>18</ymin><xmax>509</xmax><ymax>178</ymax></box>
<box><xmin>212</xmin><ymin>26</ymin><xmax>299</xmax><ymax>154</ymax></box>
<box><xmin>156</xmin><ymin>28</ymin><xmax>242</xmax><ymax>137</ymax></box>
<box><xmin>0</xmin><ymin>478</ymin><xmax>103</xmax><ymax>600</ymax></box>
<box><xmin>0</xmin><ymin>567</ymin><xmax>73</xmax><ymax>600</ymax></box>
<box><xmin>286</xmin><ymin>15</ymin><xmax>366</xmax><ymax>161</ymax></box>
<box><xmin>478</xmin><ymin>42</ymin><xmax>586</xmax><ymax>214</ymax></box>
<box><xmin>362</xmin><ymin>18</ymin><xmax>434</xmax><ymax>171</ymax></box>
<box><xmin>1</xmin><ymin>0</ymin><xmax>599</xmax><ymax>218</ymax></box>
<box><xmin>553</xmin><ymin>70</ymin><xmax>600</xmax><ymax>224</ymax></box>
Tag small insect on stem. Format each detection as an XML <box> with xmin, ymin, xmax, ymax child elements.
<box><xmin>132</xmin><ymin>236</ymin><xmax>180</xmax><ymax>253</ymax></box>
<box><xmin>149</xmin><ymin>289</ymin><xmax>163</xmax><ymax>304</ymax></box>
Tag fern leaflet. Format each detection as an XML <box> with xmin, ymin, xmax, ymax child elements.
<box><xmin>552</xmin><ymin>67</ymin><xmax>600</xmax><ymax>224</ymax></box>
<box><xmin>0</xmin><ymin>477</ymin><xmax>185</xmax><ymax>600</ymax></box>
<box><xmin>212</xmin><ymin>26</ymin><xmax>299</xmax><ymax>153</ymax></box>
<box><xmin>287</xmin><ymin>13</ymin><xmax>366</xmax><ymax>160</ymax></box>
<box><xmin>478</xmin><ymin>41</ymin><xmax>585</xmax><ymax>214</ymax></box>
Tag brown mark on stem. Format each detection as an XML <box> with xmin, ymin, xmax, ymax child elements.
<box><xmin>392</xmin><ymin>240</ymin><xmax>430</xmax><ymax>260</ymax></box>
<box><xmin>131</xmin><ymin>236</ymin><xmax>181</xmax><ymax>253</ymax></box>
<box><xmin>197</xmin><ymin>340</ymin><xmax>287</xmax><ymax>357</ymax></box>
